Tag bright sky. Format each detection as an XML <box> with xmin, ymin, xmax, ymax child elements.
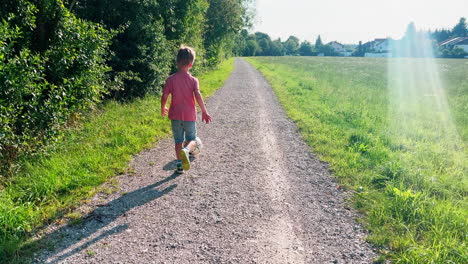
<box><xmin>253</xmin><ymin>0</ymin><xmax>467</xmax><ymax>44</ymax></box>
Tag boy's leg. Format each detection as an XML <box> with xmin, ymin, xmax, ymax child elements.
<box><xmin>175</xmin><ymin>143</ymin><xmax>184</xmax><ymax>160</ymax></box>
<box><xmin>179</xmin><ymin>121</ymin><xmax>197</xmax><ymax>170</ymax></box>
<box><xmin>183</xmin><ymin>121</ymin><xmax>197</xmax><ymax>146</ymax></box>
<box><xmin>171</xmin><ymin>120</ymin><xmax>185</xmax><ymax>173</ymax></box>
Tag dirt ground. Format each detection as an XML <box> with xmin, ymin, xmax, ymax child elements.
<box><xmin>33</xmin><ymin>58</ymin><xmax>376</xmax><ymax>263</ymax></box>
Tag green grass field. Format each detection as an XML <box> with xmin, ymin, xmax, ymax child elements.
<box><xmin>246</xmin><ymin>57</ymin><xmax>467</xmax><ymax>263</ymax></box>
<box><xmin>0</xmin><ymin>58</ymin><xmax>234</xmax><ymax>262</ymax></box>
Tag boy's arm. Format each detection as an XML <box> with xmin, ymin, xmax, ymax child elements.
<box><xmin>161</xmin><ymin>93</ymin><xmax>169</xmax><ymax>116</ymax></box>
<box><xmin>194</xmin><ymin>90</ymin><xmax>212</xmax><ymax>123</ymax></box>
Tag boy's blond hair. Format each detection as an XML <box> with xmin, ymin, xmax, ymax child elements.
<box><xmin>176</xmin><ymin>45</ymin><xmax>196</xmax><ymax>66</ymax></box>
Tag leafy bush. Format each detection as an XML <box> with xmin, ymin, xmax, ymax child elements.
<box><xmin>73</xmin><ymin>0</ymin><xmax>210</xmax><ymax>99</ymax></box>
<box><xmin>0</xmin><ymin>1</ymin><xmax>112</xmax><ymax>178</ymax></box>
<box><xmin>439</xmin><ymin>47</ymin><xmax>468</xmax><ymax>58</ymax></box>
<box><xmin>0</xmin><ymin>19</ymin><xmax>45</xmax><ymax>174</ymax></box>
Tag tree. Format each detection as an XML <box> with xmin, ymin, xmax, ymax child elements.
<box><xmin>204</xmin><ymin>0</ymin><xmax>250</xmax><ymax>63</ymax></box>
<box><xmin>315</xmin><ymin>35</ymin><xmax>323</xmax><ymax>49</ymax></box>
<box><xmin>452</xmin><ymin>17</ymin><xmax>468</xmax><ymax>37</ymax></box>
<box><xmin>352</xmin><ymin>41</ymin><xmax>365</xmax><ymax>57</ymax></box>
<box><xmin>284</xmin><ymin>35</ymin><xmax>299</xmax><ymax>55</ymax></box>
<box><xmin>254</xmin><ymin>32</ymin><xmax>272</xmax><ymax>55</ymax></box>
<box><xmin>72</xmin><ymin>0</ymin><xmax>177</xmax><ymax>98</ymax></box>
<box><xmin>399</xmin><ymin>22</ymin><xmax>419</xmax><ymax>57</ymax></box>
<box><xmin>320</xmin><ymin>44</ymin><xmax>340</xmax><ymax>56</ymax></box>
<box><xmin>244</xmin><ymin>39</ymin><xmax>259</xmax><ymax>56</ymax></box>
<box><xmin>404</xmin><ymin>22</ymin><xmax>417</xmax><ymax>40</ymax></box>
<box><xmin>432</xmin><ymin>29</ymin><xmax>451</xmax><ymax>42</ymax></box>
<box><xmin>270</xmin><ymin>38</ymin><xmax>285</xmax><ymax>56</ymax></box>
<box><xmin>233</xmin><ymin>29</ymin><xmax>249</xmax><ymax>56</ymax></box>
<box><xmin>257</xmin><ymin>38</ymin><xmax>272</xmax><ymax>56</ymax></box>
<box><xmin>298</xmin><ymin>41</ymin><xmax>314</xmax><ymax>56</ymax></box>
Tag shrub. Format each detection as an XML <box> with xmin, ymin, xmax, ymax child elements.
<box><xmin>73</xmin><ymin>0</ymin><xmax>210</xmax><ymax>99</ymax></box>
<box><xmin>0</xmin><ymin>1</ymin><xmax>112</xmax><ymax>178</ymax></box>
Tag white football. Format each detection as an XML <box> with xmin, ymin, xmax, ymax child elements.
<box><xmin>190</xmin><ymin>137</ymin><xmax>203</xmax><ymax>155</ymax></box>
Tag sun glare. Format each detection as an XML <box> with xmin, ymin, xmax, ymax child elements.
<box><xmin>387</xmin><ymin>30</ymin><xmax>465</xmax><ymax>184</ymax></box>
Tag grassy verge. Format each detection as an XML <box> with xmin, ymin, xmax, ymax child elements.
<box><xmin>0</xmin><ymin>58</ymin><xmax>235</xmax><ymax>262</ymax></box>
<box><xmin>246</xmin><ymin>57</ymin><xmax>467</xmax><ymax>263</ymax></box>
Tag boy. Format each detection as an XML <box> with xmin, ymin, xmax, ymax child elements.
<box><xmin>161</xmin><ymin>45</ymin><xmax>212</xmax><ymax>174</ymax></box>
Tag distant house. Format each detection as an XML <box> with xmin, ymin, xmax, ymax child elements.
<box><xmin>372</xmin><ymin>38</ymin><xmax>392</xmax><ymax>52</ymax></box>
<box><xmin>439</xmin><ymin>37</ymin><xmax>468</xmax><ymax>58</ymax></box>
<box><xmin>440</xmin><ymin>37</ymin><xmax>468</xmax><ymax>53</ymax></box>
<box><xmin>327</xmin><ymin>41</ymin><xmax>351</xmax><ymax>56</ymax></box>
<box><xmin>454</xmin><ymin>39</ymin><xmax>468</xmax><ymax>53</ymax></box>
<box><xmin>364</xmin><ymin>38</ymin><xmax>393</xmax><ymax>57</ymax></box>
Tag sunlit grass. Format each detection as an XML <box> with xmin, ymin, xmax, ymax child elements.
<box><xmin>246</xmin><ymin>56</ymin><xmax>467</xmax><ymax>263</ymax></box>
<box><xmin>0</xmin><ymin>58</ymin><xmax>235</xmax><ymax>263</ymax></box>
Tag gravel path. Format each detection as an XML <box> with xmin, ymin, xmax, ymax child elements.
<box><xmin>33</xmin><ymin>58</ymin><xmax>376</xmax><ymax>263</ymax></box>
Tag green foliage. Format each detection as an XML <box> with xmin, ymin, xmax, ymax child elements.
<box><xmin>452</xmin><ymin>17</ymin><xmax>467</xmax><ymax>37</ymax></box>
<box><xmin>239</xmin><ymin>32</ymin><xmax>312</xmax><ymax>56</ymax></box>
<box><xmin>440</xmin><ymin>46</ymin><xmax>467</xmax><ymax>58</ymax></box>
<box><xmin>0</xmin><ymin>19</ymin><xmax>44</xmax><ymax>174</ymax></box>
<box><xmin>315</xmin><ymin>35</ymin><xmax>323</xmax><ymax>48</ymax></box>
<box><xmin>73</xmin><ymin>0</ymin><xmax>173</xmax><ymax>98</ymax></box>
<box><xmin>0</xmin><ymin>0</ymin><xmax>112</xmax><ymax>178</ymax></box>
<box><xmin>317</xmin><ymin>44</ymin><xmax>340</xmax><ymax>56</ymax></box>
<box><xmin>284</xmin><ymin>35</ymin><xmax>300</xmax><ymax>55</ymax></box>
<box><xmin>252</xmin><ymin>32</ymin><xmax>272</xmax><ymax>56</ymax></box>
<box><xmin>432</xmin><ymin>28</ymin><xmax>451</xmax><ymax>42</ymax></box>
<box><xmin>232</xmin><ymin>29</ymin><xmax>249</xmax><ymax>56</ymax></box>
<box><xmin>298</xmin><ymin>41</ymin><xmax>314</xmax><ymax>56</ymax></box>
<box><xmin>270</xmin><ymin>39</ymin><xmax>285</xmax><ymax>56</ymax></box>
<box><xmin>244</xmin><ymin>39</ymin><xmax>260</xmax><ymax>56</ymax></box>
<box><xmin>238</xmin><ymin>32</ymin><xmax>343</xmax><ymax>57</ymax></box>
<box><xmin>352</xmin><ymin>41</ymin><xmax>365</xmax><ymax>57</ymax></box>
<box><xmin>247</xmin><ymin>57</ymin><xmax>468</xmax><ymax>263</ymax></box>
<box><xmin>72</xmin><ymin>0</ymin><xmax>248</xmax><ymax>96</ymax></box>
<box><xmin>0</xmin><ymin>59</ymin><xmax>235</xmax><ymax>262</ymax></box>
<box><xmin>204</xmin><ymin>0</ymin><xmax>248</xmax><ymax>64</ymax></box>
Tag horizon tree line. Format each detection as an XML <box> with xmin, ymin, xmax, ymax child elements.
<box><xmin>236</xmin><ymin>17</ymin><xmax>467</xmax><ymax>58</ymax></box>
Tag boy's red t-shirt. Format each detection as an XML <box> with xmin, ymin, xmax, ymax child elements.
<box><xmin>163</xmin><ymin>71</ymin><xmax>199</xmax><ymax>121</ymax></box>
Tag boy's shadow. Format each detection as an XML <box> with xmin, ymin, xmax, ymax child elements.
<box><xmin>26</xmin><ymin>172</ymin><xmax>181</xmax><ymax>263</ymax></box>
<box><xmin>162</xmin><ymin>157</ymin><xmax>196</xmax><ymax>171</ymax></box>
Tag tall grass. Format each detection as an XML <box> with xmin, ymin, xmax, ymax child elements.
<box><xmin>0</xmin><ymin>58</ymin><xmax>234</xmax><ymax>262</ymax></box>
<box><xmin>246</xmin><ymin>57</ymin><xmax>467</xmax><ymax>263</ymax></box>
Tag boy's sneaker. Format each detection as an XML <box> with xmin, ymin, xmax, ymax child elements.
<box><xmin>179</xmin><ymin>148</ymin><xmax>191</xmax><ymax>171</ymax></box>
<box><xmin>175</xmin><ymin>165</ymin><xmax>184</xmax><ymax>174</ymax></box>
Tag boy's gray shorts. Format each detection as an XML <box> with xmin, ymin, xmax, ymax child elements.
<box><xmin>171</xmin><ymin>120</ymin><xmax>197</xmax><ymax>144</ymax></box>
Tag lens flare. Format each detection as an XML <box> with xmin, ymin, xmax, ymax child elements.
<box><xmin>387</xmin><ymin>28</ymin><xmax>466</xmax><ymax>190</ymax></box>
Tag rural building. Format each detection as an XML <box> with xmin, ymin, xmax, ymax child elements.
<box><xmin>454</xmin><ymin>39</ymin><xmax>468</xmax><ymax>53</ymax></box>
<box><xmin>371</xmin><ymin>38</ymin><xmax>393</xmax><ymax>52</ymax></box>
<box><xmin>439</xmin><ymin>37</ymin><xmax>468</xmax><ymax>52</ymax></box>
<box><xmin>327</xmin><ymin>41</ymin><xmax>351</xmax><ymax>56</ymax></box>
<box><xmin>364</xmin><ymin>38</ymin><xmax>393</xmax><ymax>57</ymax></box>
